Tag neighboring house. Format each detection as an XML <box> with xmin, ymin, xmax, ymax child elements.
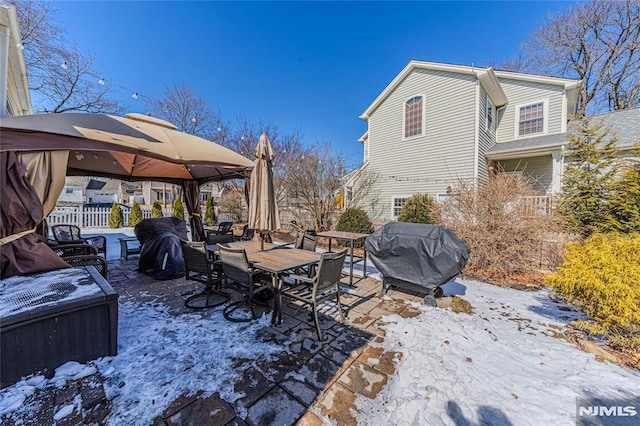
<box><xmin>58</xmin><ymin>177</ymin><xmax>142</xmax><ymax>206</ymax></box>
<box><xmin>57</xmin><ymin>177</ymin><xmax>86</xmax><ymax>204</ymax></box>
<box><xmin>0</xmin><ymin>0</ymin><xmax>31</xmax><ymax>117</ymax></box>
<box><xmin>349</xmin><ymin>60</ymin><xmax>602</xmax><ymax>221</ymax></box>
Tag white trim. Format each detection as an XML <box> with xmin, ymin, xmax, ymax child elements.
<box><xmin>561</xmin><ymin>89</ymin><xmax>567</xmax><ymax>133</ymax></box>
<box><xmin>494</xmin><ymin>70</ymin><xmax>581</xmax><ymax>89</ymax></box>
<box><xmin>402</xmin><ymin>94</ymin><xmax>425</xmax><ymax>141</ymax></box>
<box><xmin>514</xmin><ymin>99</ymin><xmax>548</xmax><ymax>139</ymax></box>
<box><xmin>473</xmin><ymin>81</ymin><xmax>480</xmax><ymax>180</ymax></box>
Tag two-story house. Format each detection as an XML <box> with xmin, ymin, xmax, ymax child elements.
<box><xmin>349</xmin><ymin>60</ymin><xmax>589</xmax><ymax>222</ymax></box>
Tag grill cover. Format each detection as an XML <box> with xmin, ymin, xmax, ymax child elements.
<box><xmin>134</xmin><ymin>217</ymin><xmax>188</xmax><ymax>280</ymax></box>
<box><xmin>365</xmin><ymin>222</ymin><xmax>469</xmax><ymax>290</ymax></box>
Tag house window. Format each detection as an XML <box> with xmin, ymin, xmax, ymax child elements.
<box><xmin>200</xmin><ymin>193</ymin><xmax>209</xmax><ymax>202</ymax></box>
<box><xmin>392</xmin><ymin>197</ymin><xmax>407</xmax><ymax>217</ymax></box>
<box><xmin>65</xmin><ymin>187</ymin><xmax>73</xmax><ymax>194</ymax></box>
<box><xmin>404</xmin><ymin>95</ymin><xmax>424</xmax><ymax>139</ymax></box>
<box><xmin>156</xmin><ymin>191</ymin><xmax>172</xmax><ymax>201</ymax></box>
<box><xmin>485</xmin><ymin>95</ymin><xmax>495</xmax><ymax>131</ymax></box>
<box><xmin>517</xmin><ymin>101</ymin><xmax>546</xmax><ymax>137</ymax></box>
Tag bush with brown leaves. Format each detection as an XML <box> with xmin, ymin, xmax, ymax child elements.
<box><xmin>437</xmin><ymin>174</ymin><xmax>563</xmax><ymax>280</ymax></box>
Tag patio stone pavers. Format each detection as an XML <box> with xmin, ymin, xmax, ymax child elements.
<box><xmin>1</xmin><ymin>257</ymin><xmax>429</xmax><ymax>425</ymax></box>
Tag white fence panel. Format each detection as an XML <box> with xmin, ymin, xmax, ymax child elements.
<box><xmin>48</xmin><ymin>207</ymin><xmax>174</xmax><ymax>228</ymax></box>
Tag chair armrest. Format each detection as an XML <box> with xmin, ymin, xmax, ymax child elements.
<box><xmin>287</xmin><ymin>274</ymin><xmax>314</xmax><ymax>284</ymax></box>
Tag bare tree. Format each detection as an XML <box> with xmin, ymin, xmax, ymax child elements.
<box><xmin>13</xmin><ymin>0</ymin><xmax>124</xmax><ymax>114</ymax></box>
<box><xmin>343</xmin><ymin>165</ymin><xmax>383</xmax><ymax>219</ymax></box>
<box><xmin>512</xmin><ymin>0</ymin><xmax>640</xmax><ymax>116</ymax></box>
<box><xmin>280</xmin><ymin>141</ymin><xmax>344</xmax><ymax>231</ymax></box>
<box><xmin>145</xmin><ymin>84</ymin><xmax>220</xmax><ymax>136</ymax></box>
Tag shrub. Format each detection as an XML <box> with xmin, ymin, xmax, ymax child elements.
<box><xmin>108</xmin><ymin>202</ymin><xmax>124</xmax><ymax>228</ymax></box>
<box><xmin>547</xmin><ymin>234</ymin><xmax>640</xmax><ymax>354</ymax></box>
<box><xmin>151</xmin><ymin>201</ymin><xmax>163</xmax><ymax>218</ymax></box>
<box><xmin>128</xmin><ymin>201</ymin><xmax>143</xmax><ymax>227</ymax></box>
<box><xmin>397</xmin><ymin>193</ymin><xmax>437</xmax><ymax>224</ymax></box>
<box><xmin>204</xmin><ymin>197</ymin><xmax>217</xmax><ymax>226</ymax></box>
<box><xmin>438</xmin><ymin>173</ymin><xmax>562</xmax><ymax>279</ymax></box>
<box><xmin>335</xmin><ymin>207</ymin><xmax>373</xmax><ymax>248</ymax></box>
<box><xmin>173</xmin><ymin>195</ymin><xmax>185</xmax><ymax>219</ymax></box>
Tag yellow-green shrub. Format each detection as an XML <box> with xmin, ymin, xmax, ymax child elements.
<box><xmin>546</xmin><ymin>233</ymin><xmax>640</xmax><ymax>352</ymax></box>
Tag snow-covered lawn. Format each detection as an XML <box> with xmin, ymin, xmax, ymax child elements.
<box><xmin>2</xmin><ymin>275</ymin><xmax>639</xmax><ymax>425</ymax></box>
<box><xmin>356</xmin><ymin>279</ymin><xmax>640</xmax><ymax>425</ymax></box>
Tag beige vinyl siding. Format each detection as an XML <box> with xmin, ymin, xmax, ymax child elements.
<box><xmin>478</xmin><ymin>87</ymin><xmax>496</xmax><ymax>180</ymax></box>
<box><xmin>495</xmin><ymin>155</ymin><xmax>553</xmax><ymax>193</ymax></box>
<box><xmin>496</xmin><ymin>78</ymin><xmax>564</xmax><ymax>143</ymax></box>
<box><xmin>366</xmin><ymin>69</ymin><xmax>476</xmax><ymax>221</ymax></box>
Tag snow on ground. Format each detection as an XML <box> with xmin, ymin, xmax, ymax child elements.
<box><xmin>355</xmin><ymin>279</ymin><xmax>640</xmax><ymax>426</ymax></box>
<box><xmin>0</xmin><ymin>302</ymin><xmax>289</xmax><ymax>424</ymax></box>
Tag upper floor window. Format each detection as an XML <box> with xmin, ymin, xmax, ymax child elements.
<box><xmin>65</xmin><ymin>187</ymin><xmax>73</xmax><ymax>194</ymax></box>
<box><xmin>404</xmin><ymin>95</ymin><xmax>424</xmax><ymax>139</ymax></box>
<box><xmin>485</xmin><ymin>95</ymin><xmax>495</xmax><ymax>132</ymax></box>
<box><xmin>517</xmin><ymin>101</ymin><xmax>546</xmax><ymax>137</ymax></box>
<box><xmin>392</xmin><ymin>197</ymin><xmax>407</xmax><ymax>217</ymax></box>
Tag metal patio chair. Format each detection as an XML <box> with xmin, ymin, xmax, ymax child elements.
<box><xmin>181</xmin><ymin>241</ymin><xmax>230</xmax><ymax>309</ymax></box>
<box><xmin>283</xmin><ymin>249</ymin><xmax>347</xmax><ymax>340</ymax></box>
<box><xmin>51</xmin><ymin>224</ymin><xmax>107</xmax><ymax>258</ymax></box>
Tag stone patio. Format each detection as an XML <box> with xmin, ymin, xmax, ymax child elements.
<box><xmin>2</xmin><ymin>257</ymin><xmax>427</xmax><ymax>426</ymax></box>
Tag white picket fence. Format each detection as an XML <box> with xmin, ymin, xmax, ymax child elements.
<box><xmin>47</xmin><ymin>207</ymin><xmax>174</xmax><ymax>228</ymax></box>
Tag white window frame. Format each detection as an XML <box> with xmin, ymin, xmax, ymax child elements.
<box><xmin>514</xmin><ymin>99</ymin><xmax>548</xmax><ymax>139</ymax></box>
<box><xmin>403</xmin><ymin>94</ymin><xmax>425</xmax><ymax>140</ymax></box>
<box><xmin>485</xmin><ymin>95</ymin><xmax>495</xmax><ymax>132</ymax></box>
<box><xmin>391</xmin><ymin>196</ymin><xmax>409</xmax><ymax>218</ymax></box>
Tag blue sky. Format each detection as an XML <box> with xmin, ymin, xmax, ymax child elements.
<box><xmin>55</xmin><ymin>1</ymin><xmax>573</xmax><ymax>170</ymax></box>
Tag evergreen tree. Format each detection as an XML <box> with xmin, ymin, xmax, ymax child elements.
<box><xmin>204</xmin><ymin>197</ymin><xmax>217</xmax><ymax>226</ymax></box>
<box><xmin>151</xmin><ymin>200</ymin><xmax>163</xmax><ymax>218</ymax></box>
<box><xmin>173</xmin><ymin>195</ymin><xmax>185</xmax><ymax>219</ymax></box>
<box><xmin>605</xmin><ymin>161</ymin><xmax>640</xmax><ymax>234</ymax></box>
<box><xmin>108</xmin><ymin>202</ymin><xmax>124</xmax><ymax>228</ymax></box>
<box><xmin>397</xmin><ymin>193</ymin><xmax>437</xmax><ymax>224</ymax></box>
<box><xmin>558</xmin><ymin>118</ymin><xmax>619</xmax><ymax>237</ymax></box>
<box><xmin>128</xmin><ymin>200</ymin><xmax>143</xmax><ymax>227</ymax></box>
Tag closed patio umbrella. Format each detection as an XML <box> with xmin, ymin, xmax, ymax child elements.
<box><xmin>248</xmin><ymin>133</ymin><xmax>280</xmax><ymax>250</ymax></box>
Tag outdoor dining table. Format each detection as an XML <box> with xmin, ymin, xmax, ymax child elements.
<box><xmin>207</xmin><ymin>240</ymin><xmax>321</xmax><ymax>324</ymax></box>
<box><xmin>315</xmin><ymin>230</ymin><xmax>370</xmax><ymax>286</ymax></box>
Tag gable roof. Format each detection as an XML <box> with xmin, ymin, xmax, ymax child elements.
<box><xmin>360</xmin><ymin>60</ymin><xmax>581</xmax><ymax>121</ymax></box>
<box><xmin>486</xmin><ymin>107</ymin><xmax>640</xmax><ymax>159</ymax></box>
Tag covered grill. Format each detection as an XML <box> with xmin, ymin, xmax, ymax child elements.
<box><xmin>365</xmin><ymin>222</ymin><xmax>469</xmax><ymax>305</ymax></box>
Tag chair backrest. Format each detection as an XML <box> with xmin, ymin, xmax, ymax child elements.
<box><xmin>206</xmin><ymin>233</ymin><xmax>234</xmax><ymax>245</ymax></box>
<box><xmin>52</xmin><ymin>224</ymin><xmax>82</xmax><ymax>242</ymax></box>
<box><xmin>314</xmin><ymin>249</ymin><xmax>347</xmax><ymax>292</ymax></box>
<box><xmin>240</xmin><ymin>225</ymin><xmax>255</xmax><ymax>241</ymax></box>
<box><xmin>217</xmin><ymin>222</ymin><xmax>233</xmax><ymax>234</ymax></box>
<box><xmin>180</xmin><ymin>241</ymin><xmax>210</xmax><ymax>274</ymax></box>
<box><xmin>54</xmin><ymin>244</ymin><xmax>98</xmax><ymax>258</ymax></box>
<box><xmin>296</xmin><ymin>232</ymin><xmax>317</xmax><ymax>252</ymax></box>
<box><xmin>217</xmin><ymin>245</ymin><xmax>252</xmax><ymax>286</ymax></box>
<box><xmin>63</xmin><ymin>255</ymin><xmax>108</xmax><ymax>278</ymax></box>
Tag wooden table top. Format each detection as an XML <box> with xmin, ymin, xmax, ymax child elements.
<box><xmin>208</xmin><ymin>241</ymin><xmax>321</xmax><ymax>274</ymax></box>
<box><xmin>316</xmin><ymin>230</ymin><xmax>370</xmax><ymax>241</ymax></box>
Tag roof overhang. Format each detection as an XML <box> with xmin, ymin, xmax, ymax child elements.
<box><xmin>477</xmin><ymin>68</ymin><xmax>508</xmax><ymax>107</ymax></box>
<box><xmin>357</xmin><ymin>130</ymin><xmax>368</xmax><ymax>143</ymax></box>
<box><xmin>493</xmin><ymin>69</ymin><xmax>582</xmax><ymax>90</ymax></box>
<box><xmin>486</xmin><ymin>144</ymin><xmax>564</xmax><ymax>161</ymax></box>
<box><xmin>360</xmin><ymin>60</ymin><xmax>512</xmax><ymax>120</ymax></box>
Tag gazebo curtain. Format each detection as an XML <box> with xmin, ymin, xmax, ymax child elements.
<box><xmin>183</xmin><ymin>180</ymin><xmax>204</xmax><ymax>242</ymax></box>
<box><xmin>1</xmin><ymin>151</ymin><xmax>69</xmax><ymax>278</ymax></box>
